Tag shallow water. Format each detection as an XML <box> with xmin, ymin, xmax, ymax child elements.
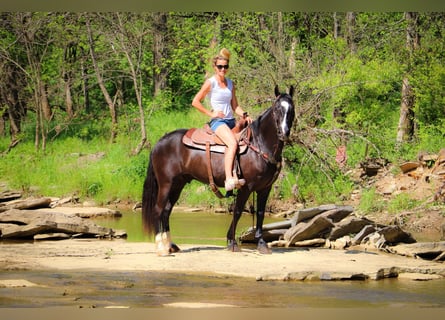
<box><xmin>94</xmin><ymin>210</ymin><xmax>276</xmax><ymax>245</ymax></box>
<box><xmin>1</xmin><ymin>270</ymin><xmax>445</xmax><ymax>308</ymax></box>
<box><xmin>1</xmin><ymin>211</ymin><xmax>444</xmax><ymax>308</ymax></box>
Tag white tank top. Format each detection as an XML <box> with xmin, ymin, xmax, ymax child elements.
<box><xmin>208</xmin><ymin>76</ymin><xmax>234</xmax><ymax>119</ymax></box>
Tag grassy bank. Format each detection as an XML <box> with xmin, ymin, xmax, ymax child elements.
<box><xmin>1</xmin><ymin>108</ymin><xmax>441</xmax><ymax>215</ymax></box>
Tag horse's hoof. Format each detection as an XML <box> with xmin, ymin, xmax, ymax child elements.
<box><xmin>257</xmin><ymin>240</ymin><xmax>272</xmax><ymax>254</ymax></box>
<box><xmin>227</xmin><ymin>241</ymin><xmax>241</xmax><ymax>252</ymax></box>
<box><xmin>169</xmin><ymin>243</ymin><xmax>181</xmax><ymax>253</ymax></box>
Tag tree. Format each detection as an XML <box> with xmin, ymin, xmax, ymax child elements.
<box><xmin>152</xmin><ymin>12</ymin><xmax>168</xmax><ymax>97</ymax></box>
<box><xmin>10</xmin><ymin>12</ymin><xmax>58</xmax><ymax>151</ymax></box>
<box><xmin>0</xmin><ymin>13</ymin><xmax>27</xmax><ymax>152</ymax></box>
<box><xmin>396</xmin><ymin>12</ymin><xmax>419</xmax><ymax>145</ymax></box>
<box><xmin>85</xmin><ymin>14</ymin><xmax>119</xmax><ymax>144</ymax></box>
<box><xmin>113</xmin><ymin>12</ymin><xmax>151</xmax><ymax>154</ymax></box>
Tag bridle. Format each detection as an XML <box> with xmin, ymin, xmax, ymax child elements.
<box><xmin>273</xmin><ymin>94</ymin><xmax>292</xmax><ymax>142</ymax></box>
<box><xmin>241</xmin><ymin>94</ymin><xmax>293</xmax><ymax>165</ymax></box>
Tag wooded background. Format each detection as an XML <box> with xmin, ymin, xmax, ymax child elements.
<box><xmin>1</xmin><ymin>12</ymin><xmax>444</xmax><ymax>203</ymax></box>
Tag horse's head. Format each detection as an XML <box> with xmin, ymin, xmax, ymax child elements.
<box><xmin>273</xmin><ymin>85</ymin><xmax>295</xmax><ymax>141</ymax></box>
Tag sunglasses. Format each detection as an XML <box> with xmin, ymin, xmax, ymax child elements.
<box><xmin>216</xmin><ymin>64</ymin><xmax>229</xmax><ymax>70</ymax></box>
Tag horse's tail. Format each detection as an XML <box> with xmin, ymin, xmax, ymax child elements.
<box><xmin>141</xmin><ymin>153</ymin><xmax>158</xmax><ymax>236</ymax></box>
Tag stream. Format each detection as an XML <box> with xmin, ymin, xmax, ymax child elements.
<box><xmin>1</xmin><ymin>210</ymin><xmax>444</xmax><ymax>308</ymax></box>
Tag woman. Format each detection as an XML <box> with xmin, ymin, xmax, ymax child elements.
<box><xmin>192</xmin><ymin>48</ymin><xmax>252</xmax><ymax>191</ymax></box>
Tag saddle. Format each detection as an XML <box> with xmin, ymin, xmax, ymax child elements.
<box><xmin>182</xmin><ymin>119</ymin><xmax>251</xmax><ymax>199</ymax></box>
<box><xmin>182</xmin><ymin>118</ymin><xmax>250</xmax><ymax>154</ymax></box>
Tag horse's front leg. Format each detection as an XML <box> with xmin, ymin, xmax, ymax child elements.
<box><xmin>226</xmin><ymin>191</ymin><xmax>250</xmax><ymax>252</ymax></box>
<box><xmin>255</xmin><ymin>188</ymin><xmax>272</xmax><ymax>254</ymax></box>
<box><xmin>226</xmin><ymin>211</ymin><xmax>242</xmax><ymax>252</ymax></box>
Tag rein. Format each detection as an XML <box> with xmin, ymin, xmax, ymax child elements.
<box><xmin>242</xmin><ymin>133</ymin><xmax>279</xmax><ymax>165</ymax></box>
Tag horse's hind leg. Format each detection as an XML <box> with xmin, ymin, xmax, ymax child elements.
<box><xmin>155</xmin><ymin>181</ymin><xmax>186</xmax><ymax>256</ymax></box>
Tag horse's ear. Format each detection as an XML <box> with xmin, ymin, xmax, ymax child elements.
<box><xmin>289</xmin><ymin>85</ymin><xmax>295</xmax><ymax>98</ymax></box>
<box><xmin>274</xmin><ymin>85</ymin><xmax>280</xmax><ymax>97</ymax></box>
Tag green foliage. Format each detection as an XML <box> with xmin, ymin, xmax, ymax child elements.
<box><xmin>387</xmin><ymin>193</ymin><xmax>420</xmax><ymax>214</ymax></box>
<box><xmin>358</xmin><ymin>188</ymin><xmax>385</xmax><ymax>214</ymax></box>
<box><xmin>1</xmin><ymin>12</ymin><xmax>444</xmax><ymax>215</ymax></box>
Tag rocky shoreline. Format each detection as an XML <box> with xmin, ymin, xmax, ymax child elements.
<box><xmin>1</xmin><ymin>191</ymin><xmax>444</xmax><ymax>285</ymax></box>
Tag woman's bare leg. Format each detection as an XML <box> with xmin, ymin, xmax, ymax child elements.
<box><xmin>215</xmin><ymin>125</ymin><xmax>238</xmax><ymax>189</ymax></box>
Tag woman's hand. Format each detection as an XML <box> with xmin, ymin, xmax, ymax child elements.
<box><xmin>242</xmin><ymin>112</ymin><xmax>253</xmax><ymax>124</ymax></box>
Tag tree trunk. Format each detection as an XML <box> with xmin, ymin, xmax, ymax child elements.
<box><xmin>346</xmin><ymin>12</ymin><xmax>357</xmax><ymax>54</ymax></box>
<box><xmin>39</xmin><ymin>81</ymin><xmax>51</xmax><ymax>121</ymax></box>
<box><xmin>152</xmin><ymin>12</ymin><xmax>168</xmax><ymax>97</ymax></box>
<box><xmin>396</xmin><ymin>12</ymin><xmax>420</xmax><ymax>145</ymax></box>
<box><xmin>115</xmin><ymin>13</ymin><xmax>147</xmax><ymax>155</ymax></box>
<box><xmin>396</xmin><ymin>77</ymin><xmax>415</xmax><ymax>143</ymax></box>
<box><xmin>63</xmin><ymin>42</ymin><xmax>77</xmax><ymax>118</ymax></box>
<box><xmin>333</xmin><ymin>12</ymin><xmax>340</xmax><ymax>40</ymax></box>
<box><xmin>80</xmin><ymin>46</ymin><xmax>90</xmax><ymax>113</ymax></box>
<box><xmin>86</xmin><ymin>16</ymin><xmax>118</xmax><ymax>143</ymax></box>
<box><xmin>1</xmin><ymin>63</ymin><xmax>24</xmax><ymax>151</ymax></box>
<box><xmin>64</xmin><ymin>80</ymin><xmax>74</xmax><ymax>118</ymax></box>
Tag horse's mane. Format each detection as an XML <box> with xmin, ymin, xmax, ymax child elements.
<box><xmin>250</xmin><ymin>100</ymin><xmax>275</xmax><ymax>134</ymax></box>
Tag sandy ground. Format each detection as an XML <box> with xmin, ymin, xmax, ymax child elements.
<box><xmin>1</xmin><ymin>239</ymin><xmax>444</xmax><ymax>281</ymax></box>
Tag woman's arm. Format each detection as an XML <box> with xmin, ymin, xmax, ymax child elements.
<box><xmin>192</xmin><ymin>80</ymin><xmax>212</xmax><ymax>117</ymax></box>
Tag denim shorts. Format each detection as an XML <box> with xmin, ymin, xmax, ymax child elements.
<box><xmin>209</xmin><ymin>118</ymin><xmax>236</xmax><ymax>131</ymax></box>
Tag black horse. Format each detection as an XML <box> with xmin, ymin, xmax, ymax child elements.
<box><xmin>142</xmin><ymin>85</ymin><xmax>295</xmax><ymax>255</ymax></box>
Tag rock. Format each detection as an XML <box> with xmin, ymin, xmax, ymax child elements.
<box><xmin>352</xmin><ymin>225</ymin><xmax>377</xmax><ymax>245</ymax></box>
<box><xmin>398</xmin><ymin>273</ymin><xmax>444</xmax><ymax>281</ymax></box>
<box><xmin>0</xmin><ymin>190</ymin><xmax>22</xmax><ymax>203</ymax></box>
<box><xmin>328</xmin><ymin>216</ymin><xmax>374</xmax><ymax>240</ymax></box>
<box><xmin>290</xmin><ymin>204</ymin><xmax>338</xmax><ymax>226</ymax></box>
<box><xmin>0</xmin><ymin>197</ymin><xmax>52</xmax><ymax>212</ymax></box>
<box><xmin>284</xmin><ymin>215</ymin><xmax>334</xmax><ymax>245</ymax></box>
<box><xmin>326</xmin><ymin>236</ymin><xmax>352</xmax><ymax>250</ymax></box>
<box><xmin>379</xmin><ymin>225</ymin><xmax>416</xmax><ymax>244</ymax></box>
<box><xmin>293</xmin><ymin>238</ymin><xmax>326</xmax><ymax>247</ymax></box>
<box><xmin>0</xmin><ymin>209</ymin><xmax>116</xmax><ymax>239</ymax></box>
<box><xmin>34</xmin><ymin>233</ymin><xmax>72</xmax><ymax>240</ymax></box>
<box><xmin>239</xmin><ymin>228</ymin><xmax>287</xmax><ymax>243</ymax></box>
<box><xmin>35</xmin><ymin>206</ymin><xmax>122</xmax><ymax>218</ymax></box>
<box><xmin>389</xmin><ymin>241</ymin><xmax>445</xmax><ymax>259</ymax></box>
<box><xmin>400</xmin><ymin>161</ymin><xmax>421</xmax><ymax>174</ymax></box>
<box><xmin>362</xmin><ymin>232</ymin><xmax>387</xmax><ymax>249</ymax></box>
<box><xmin>239</xmin><ymin>220</ymin><xmax>292</xmax><ymax>243</ymax></box>
<box><xmin>318</xmin><ymin>205</ymin><xmax>354</xmax><ymax>223</ymax></box>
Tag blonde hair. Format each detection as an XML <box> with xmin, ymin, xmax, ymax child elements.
<box><xmin>212</xmin><ymin>48</ymin><xmax>230</xmax><ymax>66</ymax></box>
